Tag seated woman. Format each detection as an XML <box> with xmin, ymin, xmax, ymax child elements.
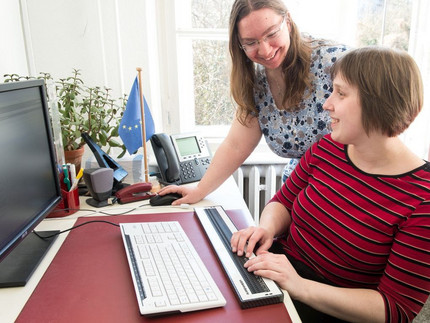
<box><xmin>231</xmin><ymin>46</ymin><xmax>430</xmax><ymax>322</ymax></box>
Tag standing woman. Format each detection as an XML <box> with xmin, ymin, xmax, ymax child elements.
<box><xmin>159</xmin><ymin>0</ymin><xmax>348</xmax><ymax>204</ymax></box>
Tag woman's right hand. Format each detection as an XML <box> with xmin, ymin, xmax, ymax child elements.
<box><xmin>157</xmin><ymin>185</ymin><xmax>205</xmax><ymax>205</ymax></box>
<box><xmin>231</xmin><ymin>226</ymin><xmax>274</xmax><ymax>258</ymax></box>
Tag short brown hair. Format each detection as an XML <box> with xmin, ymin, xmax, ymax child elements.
<box><xmin>331</xmin><ymin>47</ymin><xmax>423</xmax><ymax>137</ymax></box>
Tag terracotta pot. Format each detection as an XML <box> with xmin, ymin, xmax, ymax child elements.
<box><xmin>64</xmin><ymin>146</ymin><xmax>85</xmax><ymax>173</ymax></box>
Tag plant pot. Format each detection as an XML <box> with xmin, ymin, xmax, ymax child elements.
<box><xmin>64</xmin><ymin>146</ymin><xmax>85</xmax><ymax>173</ymax></box>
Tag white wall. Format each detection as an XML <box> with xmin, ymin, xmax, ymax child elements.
<box><xmin>1</xmin><ymin>0</ymin><xmax>162</xmax><ymax>132</ymax></box>
<box><xmin>0</xmin><ymin>0</ymin><xmax>28</xmax><ymax>77</ymax></box>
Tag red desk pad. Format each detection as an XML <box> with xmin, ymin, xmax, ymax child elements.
<box><xmin>17</xmin><ymin>210</ymin><xmax>292</xmax><ymax>323</ymax></box>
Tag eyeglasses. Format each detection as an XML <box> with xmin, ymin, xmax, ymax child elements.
<box><xmin>239</xmin><ymin>16</ymin><xmax>286</xmax><ymax>54</ymax></box>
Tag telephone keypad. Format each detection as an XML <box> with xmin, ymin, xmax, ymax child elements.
<box><xmin>180</xmin><ymin>162</ymin><xmax>197</xmax><ymax>180</ymax></box>
<box><xmin>179</xmin><ymin>157</ymin><xmax>212</xmax><ymax>182</ymax></box>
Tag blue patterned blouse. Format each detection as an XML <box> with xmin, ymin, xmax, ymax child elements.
<box><xmin>254</xmin><ymin>40</ymin><xmax>348</xmax><ymax>178</ymax></box>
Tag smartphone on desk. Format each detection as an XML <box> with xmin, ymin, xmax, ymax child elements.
<box><xmin>150</xmin><ymin>132</ymin><xmax>211</xmax><ymax>185</ymax></box>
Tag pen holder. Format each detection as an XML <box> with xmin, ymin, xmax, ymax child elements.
<box><xmin>47</xmin><ymin>187</ymin><xmax>80</xmax><ymax>218</ymax></box>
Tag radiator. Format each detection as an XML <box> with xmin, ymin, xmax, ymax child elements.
<box><xmin>233</xmin><ymin>164</ymin><xmax>284</xmax><ymax>224</ymax></box>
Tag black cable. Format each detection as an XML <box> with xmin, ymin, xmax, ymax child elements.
<box><xmin>158</xmin><ymin>179</ymin><xmax>179</xmax><ymax>186</ymax></box>
<box><xmin>34</xmin><ymin>201</ymin><xmax>155</xmax><ymax>240</ymax></box>
<box><xmin>33</xmin><ymin>220</ymin><xmax>120</xmax><ymax>239</ymax></box>
<box><xmin>50</xmin><ymin>203</ymin><xmax>152</xmax><ymax>217</ymax></box>
<box><xmin>50</xmin><ymin>207</ymin><xmax>98</xmax><ymax>214</ymax></box>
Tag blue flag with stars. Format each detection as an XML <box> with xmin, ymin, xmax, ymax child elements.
<box><xmin>119</xmin><ymin>77</ymin><xmax>155</xmax><ymax>154</ymax></box>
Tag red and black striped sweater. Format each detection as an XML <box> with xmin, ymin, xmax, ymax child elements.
<box><xmin>272</xmin><ymin>135</ymin><xmax>430</xmax><ymax>322</ymax></box>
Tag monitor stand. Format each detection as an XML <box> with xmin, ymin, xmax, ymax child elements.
<box><xmin>0</xmin><ymin>230</ymin><xmax>59</xmax><ymax>288</ymax></box>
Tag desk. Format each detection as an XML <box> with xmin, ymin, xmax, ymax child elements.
<box><xmin>0</xmin><ymin>177</ymin><xmax>300</xmax><ymax>323</ymax></box>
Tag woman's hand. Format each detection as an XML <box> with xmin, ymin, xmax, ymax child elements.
<box><xmin>157</xmin><ymin>185</ymin><xmax>205</xmax><ymax>205</ymax></box>
<box><xmin>244</xmin><ymin>251</ymin><xmax>303</xmax><ymax>297</ymax></box>
<box><xmin>230</xmin><ymin>226</ymin><xmax>274</xmax><ymax>257</ymax></box>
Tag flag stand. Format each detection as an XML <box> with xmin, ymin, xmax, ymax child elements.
<box><xmin>136</xmin><ymin>67</ymin><xmax>150</xmax><ymax>184</ymax></box>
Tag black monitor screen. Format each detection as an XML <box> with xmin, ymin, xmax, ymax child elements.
<box><xmin>0</xmin><ymin>80</ymin><xmax>61</xmax><ymax>276</ymax></box>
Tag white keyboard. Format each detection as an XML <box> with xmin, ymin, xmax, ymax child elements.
<box><xmin>120</xmin><ymin>221</ymin><xmax>226</xmax><ymax>316</ymax></box>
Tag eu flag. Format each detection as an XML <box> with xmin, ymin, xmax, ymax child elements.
<box><xmin>119</xmin><ymin>77</ymin><xmax>155</xmax><ymax>154</ymax></box>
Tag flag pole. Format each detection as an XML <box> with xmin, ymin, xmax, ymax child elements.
<box><xmin>136</xmin><ymin>67</ymin><xmax>150</xmax><ymax>183</ymax></box>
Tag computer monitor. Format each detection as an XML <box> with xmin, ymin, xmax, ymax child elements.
<box><xmin>0</xmin><ymin>79</ymin><xmax>62</xmax><ymax>287</ymax></box>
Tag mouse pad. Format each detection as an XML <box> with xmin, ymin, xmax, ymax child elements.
<box><xmin>17</xmin><ymin>210</ymin><xmax>292</xmax><ymax>323</ymax></box>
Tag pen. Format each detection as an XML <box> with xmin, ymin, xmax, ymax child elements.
<box><xmin>69</xmin><ymin>168</ymin><xmax>84</xmax><ymax>191</ymax></box>
<box><xmin>68</xmin><ymin>163</ymin><xmax>76</xmax><ymax>188</ymax></box>
<box><xmin>63</xmin><ymin>165</ymin><xmax>71</xmax><ymax>191</ymax></box>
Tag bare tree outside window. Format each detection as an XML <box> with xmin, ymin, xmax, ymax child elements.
<box><xmin>193</xmin><ymin>40</ymin><xmax>232</xmax><ymax>125</ymax></box>
<box><xmin>191</xmin><ymin>0</ymin><xmax>234</xmax><ymax>126</ymax></box>
<box><xmin>191</xmin><ymin>0</ymin><xmax>231</xmax><ymax>28</ymax></box>
<box><xmin>357</xmin><ymin>0</ymin><xmax>412</xmax><ymax>49</ymax></box>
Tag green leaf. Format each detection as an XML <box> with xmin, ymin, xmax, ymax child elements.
<box><xmin>117</xmin><ymin>149</ymin><xmax>126</xmax><ymax>159</ymax></box>
<box><xmin>108</xmin><ymin>139</ymin><xmax>121</xmax><ymax>147</ymax></box>
<box><xmin>99</xmin><ymin>133</ymin><xmax>107</xmax><ymax>146</ymax></box>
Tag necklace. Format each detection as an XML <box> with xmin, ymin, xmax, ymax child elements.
<box><xmin>269</xmin><ymin>71</ymin><xmax>285</xmax><ymax>106</ymax></box>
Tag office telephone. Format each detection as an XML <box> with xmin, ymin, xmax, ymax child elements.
<box><xmin>150</xmin><ymin>132</ymin><xmax>212</xmax><ymax>185</ymax></box>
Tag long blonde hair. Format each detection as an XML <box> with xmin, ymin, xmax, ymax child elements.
<box><xmin>229</xmin><ymin>0</ymin><xmax>312</xmax><ymax>124</ymax></box>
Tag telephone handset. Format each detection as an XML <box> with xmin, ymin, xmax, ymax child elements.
<box><xmin>150</xmin><ymin>132</ymin><xmax>212</xmax><ymax>185</ymax></box>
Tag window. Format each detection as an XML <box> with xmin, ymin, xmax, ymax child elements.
<box><xmin>161</xmin><ymin>0</ymin><xmax>428</xmax><ymax>156</ymax></box>
<box><xmin>356</xmin><ymin>0</ymin><xmax>412</xmax><ymax>49</ymax></box>
<box><xmin>161</xmin><ymin>0</ymin><xmax>234</xmax><ymax>138</ymax></box>
<box><xmin>287</xmin><ymin>0</ymin><xmax>412</xmax><ymax>49</ymax></box>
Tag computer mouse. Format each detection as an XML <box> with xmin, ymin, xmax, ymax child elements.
<box><xmin>149</xmin><ymin>193</ymin><xmax>182</xmax><ymax>206</ymax></box>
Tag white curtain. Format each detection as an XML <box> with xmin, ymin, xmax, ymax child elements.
<box><xmin>402</xmin><ymin>0</ymin><xmax>430</xmax><ymax>160</ymax></box>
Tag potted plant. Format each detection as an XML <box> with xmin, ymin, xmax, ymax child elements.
<box><xmin>3</xmin><ymin>69</ymin><xmax>127</xmax><ymax>170</ymax></box>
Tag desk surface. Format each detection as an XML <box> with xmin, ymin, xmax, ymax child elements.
<box><xmin>16</xmin><ymin>211</ymin><xmax>291</xmax><ymax>322</ymax></box>
<box><xmin>0</xmin><ymin>177</ymin><xmax>300</xmax><ymax>323</ymax></box>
